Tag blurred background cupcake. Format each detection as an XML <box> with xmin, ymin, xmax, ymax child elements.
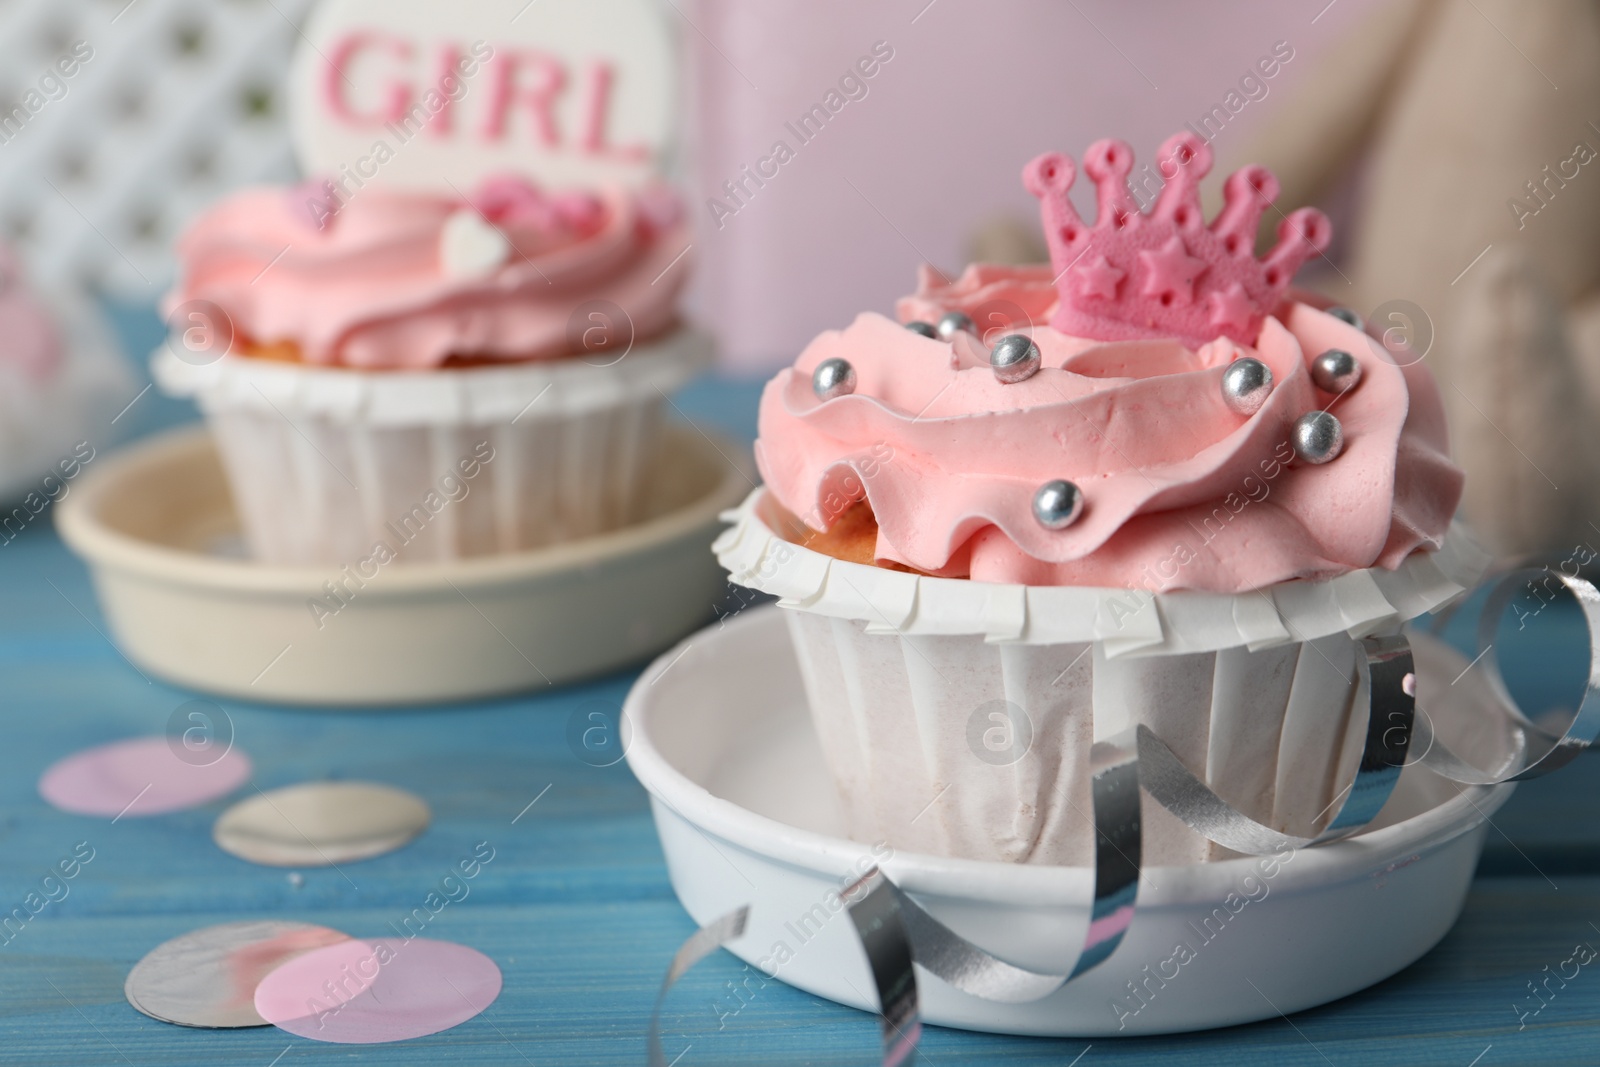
<box><xmin>108</xmin><ymin>0</ymin><xmax>707</xmax><ymax>567</ymax></box>
<box><xmin>153</xmin><ymin>175</ymin><xmax>704</xmax><ymax>566</ymax></box>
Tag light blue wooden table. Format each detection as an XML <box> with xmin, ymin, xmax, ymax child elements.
<box><xmin>1</xmin><ymin>304</ymin><xmax>1596</xmax><ymax>1066</ymax></box>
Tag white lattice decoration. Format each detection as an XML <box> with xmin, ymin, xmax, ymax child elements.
<box><xmin>0</xmin><ymin>0</ymin><xmax>316</xmax><ymax>300</ymax></box>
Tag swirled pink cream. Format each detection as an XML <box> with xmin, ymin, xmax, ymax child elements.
<box><xmin>754</xmin><ymin>267</ymin><xmax>1463</xmax><ymax>593</ymax></box>
<box><xmin>166</xmin><ymin>179</ymin><xmax>690</xmax><ymax>369</ymax></box>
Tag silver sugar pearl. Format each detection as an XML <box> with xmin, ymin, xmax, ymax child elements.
<box><xmin>1033</xmin><ymin>480</ymin><xmax>1085</xmax><ymax>530</ymax></box>
<box><xmin>990</xmin><ymin>334</ymin><xmax>1041</xmax><ymax>384</ymax></box>
<box><xmin>1292</xmin><ymin>411</ymin><xmax>1344</xmax><ymax>464</ymax></box>
<box><xmin>1221</xmin><ymin>357</ymin><xmax>1274</xmax><ymax>416</ymax></box>
<box><xmin>1327</xmin><ymin>306</ymin><xmax>1363</xmax><ymax>330</ymax></box>
<box><xmin>812</xmin><ymin>357</ymin><xmax>857</xmax><ymax>401</ymax></box>
<box><xmin>1311</xmin><ymin>348</ymin><xmax>1362</xmax><ymax>395</ymax></box>
<box><xmin>937</xmin><ymin>311</ymin><xmax>976</xmax><ymax>341</ymax></box>
<box><xmin>905</xmin><ymin>321</ymin><xmax>939</xmax><ymax>339</ymax></box>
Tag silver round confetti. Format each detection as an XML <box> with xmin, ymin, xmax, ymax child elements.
<box><xmin>937</xmin><ymin>311</ymin><xmax>976</xmax><ymax>340</ymax></box>
<box><xmin>1292</xmin><ymin>411</ymin><xmax>1345</xmax><ymax>464</ymax></box>
<box><xmin>990</xmin><ymin>334</ymin><xmax>1041</xmax><ymax>384</ymax></box>
<box><xmin>213</xmin><ymin>781</ymin><xmax>431</xmax><ymax>867</ymax></box>
<box><xmin>1311</xmin><ymin>348</ymin><xmax>1362</xmax><ymax>395</ymax></box>
<box><xmin>812</xmin><ymin>357</ymin><xmax>857</xmax><ymax>401</ymax></box>
<box><xmin>125</xmin><ymin>920</ymin><xmax>351</xmax><ymax>1028</ymax></box>
<box><xmin>904</xmin><ymin>321</ymin><xmax>939</xmax><ymax>339</ymax></box>
<box><xmin>1033</xmin><ymin>480</ymin><xmax>1085</xmax><ymax>530</ymax></box>
<box><xmin>1326</xmin><ymin>306</ymin><xmax>1363</xmax><ymax>330</ymax></box>
<box><xmin>1221</xmin><ymin>357</ymin><xmax>1274</xmax><ymax>415</ymax></box>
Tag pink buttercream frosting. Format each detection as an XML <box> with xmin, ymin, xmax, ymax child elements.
<box><xmin>166</xmin><ymin>179</ymin><xmax>690</xmax><ymax>369</ymax></box>
<box><xmin>754</xmin><ymin>265</ymin><xmax>1464</xmax><ymax>593</ymax></box>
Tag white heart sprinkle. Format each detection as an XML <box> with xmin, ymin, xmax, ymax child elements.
<box><xmin>439</xmin><ymin>210</ymin><xmax>511</xmax><ymax>279</ymax></box>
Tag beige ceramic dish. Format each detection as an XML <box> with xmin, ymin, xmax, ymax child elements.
<box><xmin>57</xmin><ymin>423</ymin><xmax>751</xmax><ymax>705</ymax></box>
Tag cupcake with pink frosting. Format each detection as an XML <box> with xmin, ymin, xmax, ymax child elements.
<box><xmin>714</xmin><ymin>133</ymin><xmax>1484</xmax><ymax>866</ymax></box>
<box><xmin>155</xmin><ymin>174</ymin><xmax>706</xmax><ymax>565</ymax></box>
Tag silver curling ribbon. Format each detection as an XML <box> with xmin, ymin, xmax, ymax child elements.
<box><xmin>1069</xmin><ymin>731</ymin><xmax>1142</xmax><ymax>978</ymax></box>
<box><xmin>1326</xmin><ymin>634</ymin><xmax>1416</xmax><ymax>833</ymax></box>
<box><xmin>648</xmin><ymin>906</ymin><xmax>748</xmax><ymax>1067</ymax></box>
<box><xmin>648</xmin><ymin>888</ymin><xmax>927</xmax><ymax>1067</ymax></box>
<box><xmin>842</xmin><ymin>869</ymin><xmax>922</xmax><ymax>1066</ymax></box>
<box><xmin>1138</xmin><ymin>632</ymin><xmax>1418</xmax><ymax>855</ymax></box>
<box><xmin>832</xmin><ymin>732</ymin><xmax>1146</xmax><ymax>1007</ymax></box>
<box><xmin>1410</xmin><ymin>569</ymin><xmax>1600</xmax><ymax>785</ymax></box>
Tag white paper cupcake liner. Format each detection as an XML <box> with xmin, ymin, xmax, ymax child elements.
<box><xmin>715</xmin><ymin>489</ymin><xmax>1489</xmax><ymax>866</ymax></box>
<box><xmin>153</xmin><ymin>329</ymin><xmax>711</xmax><ymax>565</ymax></box>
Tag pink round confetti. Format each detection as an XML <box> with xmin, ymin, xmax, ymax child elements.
<box><xmin>39</xmin><ymin>737</ymin><xmax>251</xmax><ymax>817</ymax></box>
<box><xmin>254</xmin><ymin>937</ymin><xmax>502</xmax><ymax>1044</ymax></box>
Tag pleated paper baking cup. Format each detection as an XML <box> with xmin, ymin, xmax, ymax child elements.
<box><xmin>153</xmin><ymin>330</ymin><xmax>711</xmax><ymax>565</ymax></box>
<box><xmin>713</xmin><ymin>489</ymin><xmax>1490</xmax><ymax>866</ymax></box>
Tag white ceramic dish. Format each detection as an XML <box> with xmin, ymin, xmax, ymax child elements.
<box><xmin>624</xmin><ymin>606</ymin><xmax>1515</xmax><ymax>1037</ymax></box>
<box><xmin>57</xmin><ymin>423</ymin><xmax>751</xmax><ymax>705</ymax></box>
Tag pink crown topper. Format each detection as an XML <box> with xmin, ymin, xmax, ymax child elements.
<box><xmin>1024</xmin><ymin>132</ymin><xmax>1331</xmax><ymax>349</ymax></box>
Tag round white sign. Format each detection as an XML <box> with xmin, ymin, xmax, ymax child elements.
<box><xmin>288</xmin><ymin>0</ymin><xmax>679</xmax><ymax>193</ymax></box>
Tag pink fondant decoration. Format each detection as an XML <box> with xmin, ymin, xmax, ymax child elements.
<box><xmin>581</xmin><ymin>61</ymin><xmax>614</xmax><ymax>152</ymax></box>
<box><xmin>1074</xmin><ymin>255</ymin><xmax>1123</xmax><ymax>302</ymax></box>
<box><xmin>481</xmin><ymin>50</ymin><xmax>567</xmax><ymax>145</ymax></box>
<box><xmin>1025</xmin><ymin>132</ymin><xmax>1331</xmax><ymax>350</ymax></box>
<box><xmin>39</xmin><ymin>737</ymin><xmax>252</xmax><ymax>817</ymax></box>
<box><xmin>469</xmin><ymin>175</ymin><xmax>605</xmax><ymax>235</ymax></box>
<box><xmin>1137</xmin><ymin>234</ymin><xmax>1207</xmax><ymax>305</ymax></box>
<box><xmin>577</xmin><ymin>61</ymin><xmax>648</xmax><ymax>160</ymax></box>
<box><xmin>426</xmin><ymin>43</ymin><xmax>467</xmax><ymax>138</ymax></box>
<box><xmin>471</xmin><ymin>174</ymin><xmax>562</xmax><ymax>228</ymax></box>
<box><xmin>255</xmin><ymin>937</ymin><xmax>502</xmax><ymax>1044</ymax></box>
<box><xmin>1208</xmin><ymin>281</ymin><xmax>1255</xmax><ymax>334</ymax></box>
<box><xmin>289</xmin><ymin>0</ymin><xmax>677</xmax><ymax>195</ymax></box>
<box><xmin>324</xmin><ymin>32</ymin><xmax>415</xmax><ymax>127</ymax></box>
